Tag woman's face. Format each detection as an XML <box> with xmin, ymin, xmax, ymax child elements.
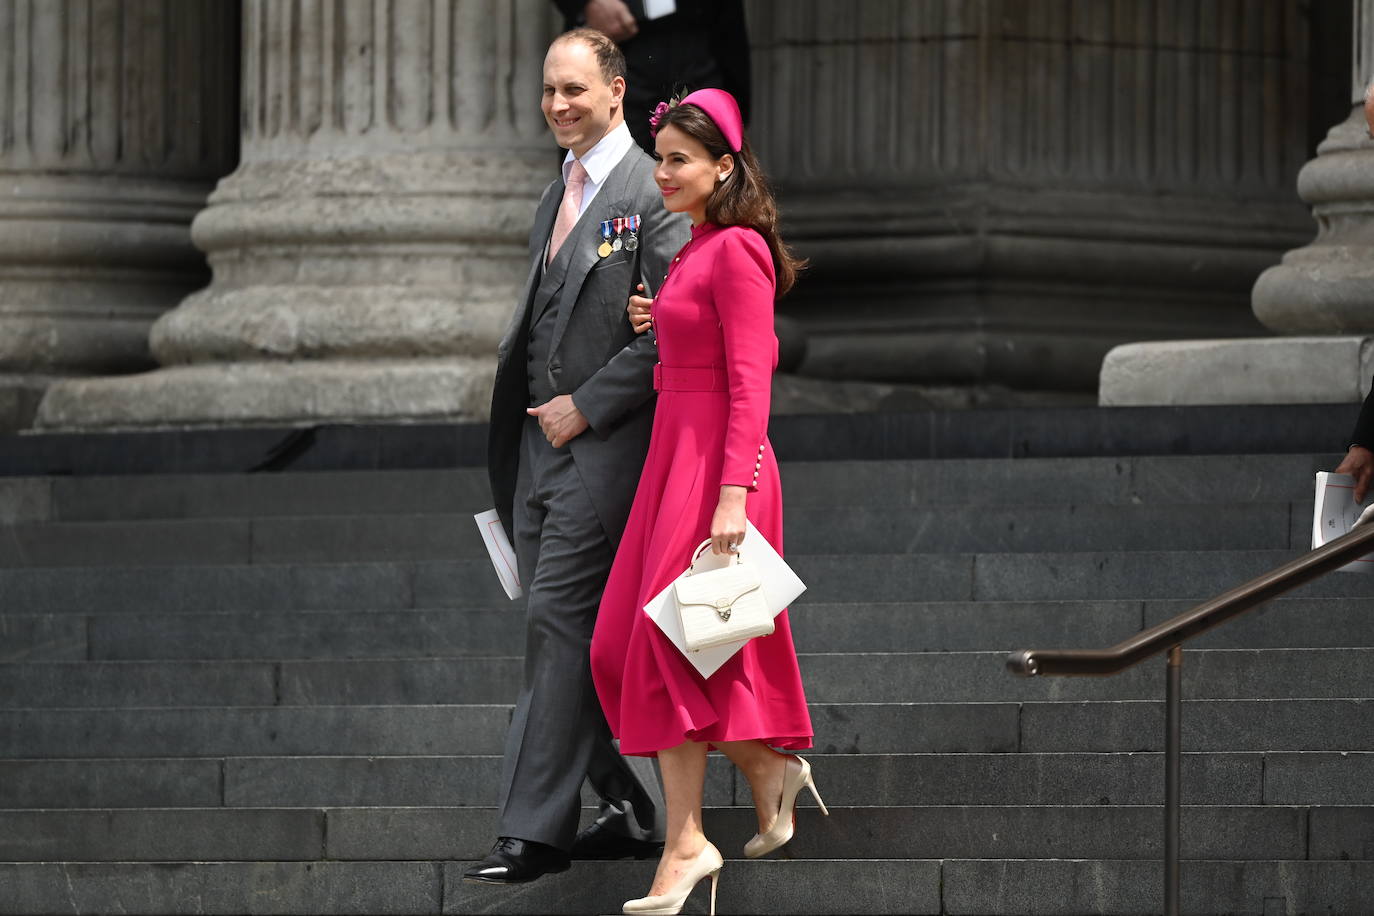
<box><xmin>653</xmin><ymin>123</ymin><xmax>733</xmax><ymax>225</ymax></box>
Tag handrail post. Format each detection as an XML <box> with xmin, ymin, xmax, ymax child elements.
<box><xmin>1164</xmin><ymin>644</ymin><xmax>1182</xmax><ymax>916</ymax></box>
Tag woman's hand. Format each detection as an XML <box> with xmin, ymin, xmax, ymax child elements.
<box><xmin>628</xmin><ymin>283</ymin><xmax>653</xmax><ymax>334</ymax></box>
<box><xmin>710</xmin><ymin>486</ymin><xmax>748</xmax><ymax>555</ymax></box>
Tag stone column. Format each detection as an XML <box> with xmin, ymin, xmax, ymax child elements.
<box><xmin>1251</xmin><ymin>0</ymin><xmax>1374</xmax><ymax>334</ymax></box>
<box><xmin>1100</xmin><ymin>0</ymin><xmax>1374</xmax><ymax>406</ymax></box>
<box><xmin>0</xmin><ymin>0</ymin><xmax>238</xmax><ymax>430</ymax></box>
<box><xmin>748</xmin><ymin>0</ymin><xmax>1313</xmax><ymax>400</ymax></box>
<box><xmin>37</xmin><ymin>0</ymin><xmax>556</xmax><ymax>430</ymax></box>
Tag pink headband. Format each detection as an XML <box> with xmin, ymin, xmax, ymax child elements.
<box><xmin>656</xmin><ymin>88</ymin><xmax>744</xmax><ymax>153</ymax></box>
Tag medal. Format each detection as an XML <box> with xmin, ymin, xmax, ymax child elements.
<box><xmin>597</xmin><ymin>220</ymin><xmax>614</xmax><ymax>258</ymax></box>
<box><xmin>624</xmin><ymin>214</ymin><xmax>640</xmax><ymax>251</ymax></box>
<box><xmin>611</xmin><ymin>217</ymin><xmax>625</xmax><ymax>251</ymax></box>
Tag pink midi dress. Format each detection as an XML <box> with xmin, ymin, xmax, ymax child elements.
<box><xmin>590</xmin><ymin>221</ymin><xmax>814</xmax><ymax>757</ymax></box>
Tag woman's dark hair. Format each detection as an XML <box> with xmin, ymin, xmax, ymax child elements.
<box><xmin>659</xmin><ymin>102</ymin><xmax>805</xmax><ymax>298</ymax></box>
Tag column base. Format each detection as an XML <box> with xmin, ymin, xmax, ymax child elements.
<box><xmin>1098</xmin><ymin>337</ymin><xmax>1374</xmax><ymax>406</ymax></box>
<box><xmin>0</xmin><ymin>375</ymin><xmax>54</xmax><ymax>432</ymax></box>
<box><xmin>33</xmin><ymin>358</ymin><xmax>496</xmax><ymax>431</ymax></box>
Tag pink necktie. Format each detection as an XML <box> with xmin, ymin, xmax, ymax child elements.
<box><xmin>547</xmin><ymin>160</ymin><xmax>589</xmax><ymax>265</ymax></box>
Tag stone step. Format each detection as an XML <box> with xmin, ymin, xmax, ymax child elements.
<box><xmin>7</xmin><ymin>549</ymin><xmax>1374</xmax><ymax>617</ymax></box>
<box><xmin>1019</xmin><ymin>698</ymin><xmax>1374</xmax><ymax>753</ymax></box>
<box><xmin>937</xmin><ymin>858</ymin><xmax>1374</xmax><ymax>916</ymax></box>
<box><xmin>799</xmin><ymin>647</ymin><xmax>1374</xmax><ymax>704</ymax></box>
<box><xmin>4</xmin><ymin>647</ymin><xmax>1374</xmax><ymax>708</ymax></box>
<box><xmin>0</xmin><ymin>703</ymin><xmax>1006</xmax><ymax>758</ymax></box>
<box><xmin>4</xmin><ymin>804</ymin><xmax>1367</xmax><ymax>863</ymax></box>
<box><xmin>4</xmin><ymin>751</ymin><xmax>1373</xmax><ymax>809</ymax></box>
<box><xmin>781</xmin><ymin>453</ymin><xmax>1336</xmax><ymax>509</ymax></box>
<box><xmin>2</xmin><ymin>698</ymin><xmax>1368</xmax><ymax>760</ymax></box>
<box><xmin>0</xmin><ymin>559</ymin><xmax>510</xmax><ymax>614</ymax></box>
<box><xmin>0</xmin><ymin>705</ymin><xmax>513</xmax><ymax>758</ymax></box>
<box><xmin>0</xmin><ymin>499</ymin><xmax>1309</xmax><ymax>568</ymax></box>
<box><xmin>796</xmin><ymin>549</ymin><xmax>1374</xmax><ymax>604</ymax></box>
<box><xmin>45</xmin><ymin>468</ymin><xmax>493</xmax><ymax>522</ymax></box>
<box><xmin>18</xmin><ymin>453</ymin><xmax>1337</xmax><ymax>524</ymax></box>
<box><xmin>2</xmin><ymin>857</ymin><xmax>1368</xmax><ymax>915</ymax></box>
<box><xmin>9</xmin><ymin>594</ymin><xmax>1374</xmax><ymax>663</ymax></box>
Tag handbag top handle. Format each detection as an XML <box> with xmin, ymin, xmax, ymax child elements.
<box><xmin>686</xmin><ymin>538</ymin><xmax>744</xmax><ymax>575</ymax></box>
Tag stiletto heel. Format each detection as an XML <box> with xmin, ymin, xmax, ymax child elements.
<box><xmin>622</xmin><ymin>842</ymin><xmax>724</xmax><ymax>916</ymax></box>
<box><xmin>806</xmin><ymin>777</ymin><xmax>829</xmax><ymax>816</ymax></box>
<box><xmin>743</xmin><ymin>755</ymin><xmax>829</xmax><ymax>858</ymax></box>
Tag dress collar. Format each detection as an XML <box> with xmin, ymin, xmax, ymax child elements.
<box><xmin>689</xmin><ymin>221</ymin><xmax>721</xmax><ymax>240</ymax></box>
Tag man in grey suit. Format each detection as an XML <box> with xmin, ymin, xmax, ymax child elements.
<box><xmin>464</xmin><ymin>28</ymin><xmax>689</xmax><ymax>885</ymax></box>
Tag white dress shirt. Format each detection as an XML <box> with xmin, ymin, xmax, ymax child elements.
<box><xmin>562</xmin><ymin>121</ymin><xmax>636</xmax><ymax>219</ymax></box>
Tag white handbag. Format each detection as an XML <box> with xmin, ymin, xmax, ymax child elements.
<box><xmin>673</xmin><ymin>539</ymin><xmax>775</xmax><ymax>653</ymax></box>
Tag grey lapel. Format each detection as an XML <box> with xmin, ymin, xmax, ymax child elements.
<box><xmin>499</xmin><ymin>179</ymin><xmax>562</xmax><ymax>357</ymax></box>
<box><xmin>545</xmin><ymin>150</ymin><xmax>644</xmax><ymax>356</ymax></box>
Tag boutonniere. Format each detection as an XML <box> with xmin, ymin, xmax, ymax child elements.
<box><xmin>597</xmin><ymin>215</ymin><xmax>641</xmax><ymax>258</ymax></box>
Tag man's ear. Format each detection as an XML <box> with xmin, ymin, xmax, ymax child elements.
<box><xmin>610</xmin><ymin>75</ymin><xmax>626</xmax><ymax>110</ymax></box>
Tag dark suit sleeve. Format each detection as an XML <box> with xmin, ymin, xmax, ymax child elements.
<box><xmin>570</xmin><ymin>201</ymin><xmax>689</xmax><ymax>435</ymax></box>
<box><xmin>1352</xmin><ymin>379</ymin><xmax>1374</xmax><ymax>449</ymax></box>
<box><xmin>552</xmin><ymin>0</ymin><xmax>585</xmax><ymax>29</ymax></box>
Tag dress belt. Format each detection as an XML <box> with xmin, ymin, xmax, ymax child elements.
<box><xmin>653</xmin><ymin>364</ymin><xmax>727</xmax><ymax>392</ymax></box>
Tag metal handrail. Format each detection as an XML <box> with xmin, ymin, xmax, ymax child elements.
<box><xmin>1006</xmin><ymin>519</ymin><xmax>1374</xmax><ymax>916</ymax></box>
<box><xmin>1008</xmin><ymin>520</ymin><xmax>1374</xmax><ymax>678</ymax></box>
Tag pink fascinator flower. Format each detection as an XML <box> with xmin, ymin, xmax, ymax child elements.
<box><xmin>648</xmin><ymin>102</ymin><xmax>671</xmax><ymax>138</ymax></box>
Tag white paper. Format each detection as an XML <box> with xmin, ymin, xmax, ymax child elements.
<box><xmin>475</xmin><ymin>509</ymin><xmax>524</xmax><ymax>599</ymax></box>
<box><xmin>642</xmin><ymin>0</ymin><xmax>677</xmax><ymax>19</ymax></box>
<box><xmin>1311</xmin><ymin>472</ymin><xmax>1374</xmax><ymax>573</ymax></box>
<box><xmin>644</xmin><ymin>521</ymin><xmax>806</xmax><ymax>679</ymax></box>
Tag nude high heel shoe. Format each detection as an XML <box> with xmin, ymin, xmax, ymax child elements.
<box><xmin>622</xmin><ymin>842</ymin><xmax>724</xmax><ymax>916</ymax></box>
<box><xmin>743</xmin><ymin>754</ymin><xmax>829</xmax><ymax>858</ymax></box>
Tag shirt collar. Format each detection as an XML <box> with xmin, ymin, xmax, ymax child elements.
<box><xmin>563</xmin><ymin>121</ymin><xmax>634</xmax><ymax>186</ymax></box>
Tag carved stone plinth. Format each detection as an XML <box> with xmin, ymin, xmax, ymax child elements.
<box><xmin>1100</xmin><ymin>0</ymin><xmax>1374</xmax><ymax>406</ymax></box>
<box><xmin>38</xmin><ymin>0</ymin><xmax>555</xmax><ymax>430</ymax></box>
<box><xmin>748</xmin><ymin>0</ymin><xmax>1313</xmax><ymax>395</ymax></box>
<box><xmin>1252</xmin><ymin>2</ymin><xmax>1374</xmax><ymax>335</ymax></box>
<box><xmin>0</xmin><ymin>0</ymin><xmax>237</xmax><ymax>430</ymax></box>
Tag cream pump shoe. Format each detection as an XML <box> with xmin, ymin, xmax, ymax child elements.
<box><xmin>622</xmin><ymin>842</ymin><xmax>724</xmax><ymax>916</ymax></box>
<box><xmin>743</xmin><ymin>755</ymin><xmax>829</xmax><ymax>858</ymax></box>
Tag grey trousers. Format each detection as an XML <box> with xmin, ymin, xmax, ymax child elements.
<box><xmin>496</xmin><ymin>418</ymin><xmax>663</xmax><ymax>850</ymax></box>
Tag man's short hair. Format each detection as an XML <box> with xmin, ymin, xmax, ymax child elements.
<box><xmin>553</xmin><ymin>28</ymin><xmax>626</xmax><ymax>84</ymax></box>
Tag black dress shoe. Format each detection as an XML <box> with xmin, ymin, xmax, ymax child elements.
<box><xmin>570</xmin><ymin>819</ymin><xmax>665</xmax><ymax>860</ymax></box>
<box><xmin>462</xmin><ymin>837</ymin><xmax>571</xmax><ymax>885</ymax></box>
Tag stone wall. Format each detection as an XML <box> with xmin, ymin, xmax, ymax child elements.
<box><xmin>748</xmin><ymin>0</ymin><xmax>1315</xmax><ymax>395</ymax></box>
<box><xmin>0</xmin><ymin>0</ymin><xmax>238</xmax><ymax>429</ymax></box>
<box><xmin>35</xmin><ymin>0</ymin><xmax>557</xmax><ymax>430</ymax></box>
<box><xmin>1</xmin><ymin>0</ymin><xmax>1356</xmax><ymax>429</ymax></box>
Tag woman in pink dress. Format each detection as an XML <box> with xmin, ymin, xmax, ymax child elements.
<box><xmin>590</xmin><ymin>89</ymin><xmax>822</xmax><ymax>916</ymax></box>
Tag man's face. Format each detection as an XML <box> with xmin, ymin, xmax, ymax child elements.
<box><xmin>542</xmin><ymin>40</ymin><xmax>624</xmax><ymax>158</ymax></box>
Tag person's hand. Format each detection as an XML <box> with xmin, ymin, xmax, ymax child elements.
<box><xmin>527</xmin><ymin>395</ymin><xmax>590</xmax><ymax>448</ymax></box>
<box><xmin>1336</xmin><ymin>444</ymin><xmax>1374</xmax><ymax>503</ymax></box>
<box><xmin>628</xmin><ymin>284</ymin><xmax>653</xmax><ymax>333</ymax></box>
<box><xmin>709</xmin><ymin>486</ymin><xmax>748</xmax><ymax>555</ymax></box>
<box><xmin>583</xmin><ymin>0</ymin><xmax>637</xmax><ymax>41</ymax></box>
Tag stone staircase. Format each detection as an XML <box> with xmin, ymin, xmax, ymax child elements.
<box><xmin>3</xmin><ymin>447</ymin><xmax>1374</xmax><ymax>914</ymax></box>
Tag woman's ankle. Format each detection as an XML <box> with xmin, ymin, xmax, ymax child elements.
<box><xmin>662</xmin><ymin>831</ymin><xmax>708</xmax><ymax>859</ymax></box>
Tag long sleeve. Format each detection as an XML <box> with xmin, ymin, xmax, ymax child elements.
<box><xmin>1353</xmin><ymin>378</ymin><xmax>1374</xmax><ymax>449</ymax></box>
<box><xmin>713</xmin><ymin>228</ymin><xmax>777</xmax><ymax>490</ymax></box>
